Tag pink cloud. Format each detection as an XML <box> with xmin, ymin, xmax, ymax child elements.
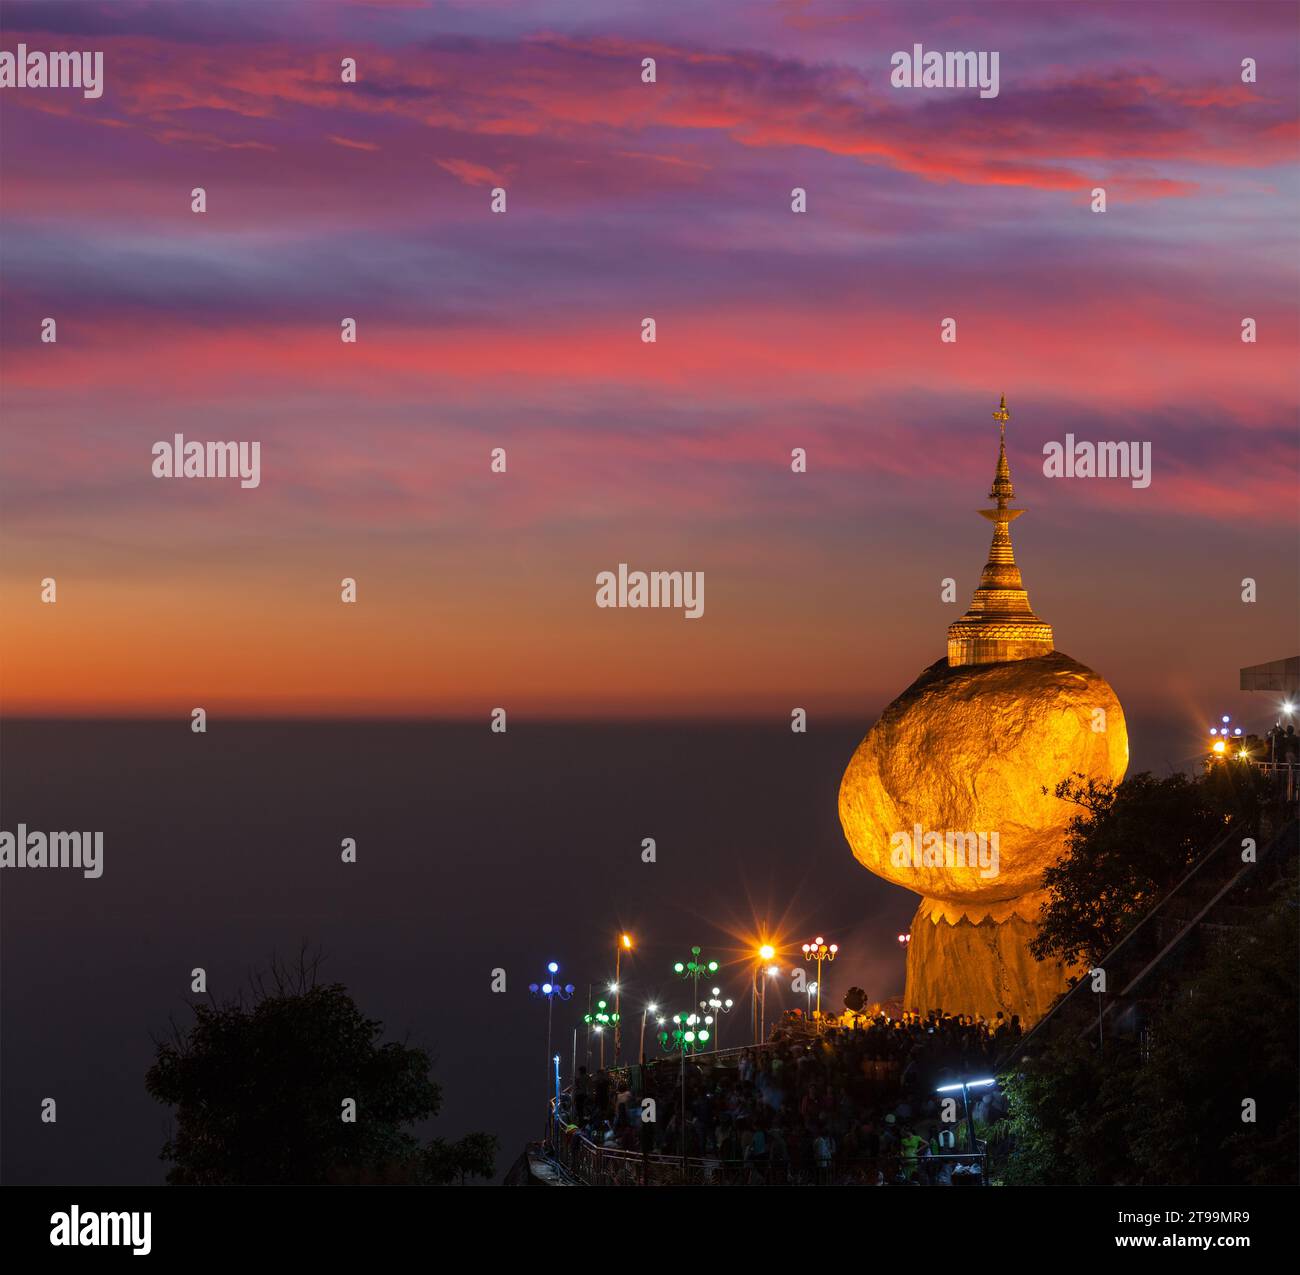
<box><xmin>328</xmin><ymin>134</ymin><xmax>380</xmax><ymax>151</ymax></box>
<box><xmin>435</xmin><ymin>156</ymin><xmax>503</xmax><ymax>186</ymax></box>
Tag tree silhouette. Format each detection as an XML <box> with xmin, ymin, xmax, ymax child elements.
<box><xmin>146</xmin><ymin>950</ymin><xmax>497</xmax><ymax>1185</ymax></box>
<box><xmin>425</xmin><ymin>1130</ymin><xmax>500</xmax><ymax>1186</ymax></box>
<box><xmin>1004</xmin><ymin>855</ymin><xmax>1297</xmax><ymax>1185</ymax></box>
<box><xmin>1030</xmin><ymin>767</ymin><xmax>1269</xmax><ymax>970</ymax></box>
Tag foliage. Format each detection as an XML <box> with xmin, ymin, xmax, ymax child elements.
<box><xmin>1030</xmin><ymin>767</ymin><xmax>1269</xmax><ymax>969</ymax></box>
<box><xmin>1003</xmin><ymin>854</ymin><xmax>1298</xmax><ymax>1185</ymax></box>
<box><xmin>1128</xmin><ymin>858</ymin><xmax>1298</xmax><ymax>1185</ymax></box>
<box><xmin>146</xmin><ymin>952</ymin><xmax>496</xmax><ymax>1184</ymax></box>
<box><xmin>425</xmin><ymin>1130</ymin><xmax>501</xmax><ymax>1186</ymax></box>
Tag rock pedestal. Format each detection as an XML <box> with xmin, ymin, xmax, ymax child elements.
<box><xmin>903</xmin><ymin>895</ymin><xmax>1074</xmax><ymax>1024</ymax></box>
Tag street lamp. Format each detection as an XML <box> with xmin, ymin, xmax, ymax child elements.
<box><xmin>701</xmin><ymin>987</ymin><xmax>733</xmax><ymax>1050</ymax></box>
<box><xmin>673</xmin><ymin>946</ymin><xmax>719</xmax><ymax>1012</ymax></box>
<box><xmin>935</xmin><ymin>1076</ymin><xmax>996</xmax><ymax>1182</ymax></box>
<box><xmin>658</xmin><ymin>1011</ymin><xmax>712</xmax><ymax>1054</ymax></box>
<box><xmin>1279</xmin><ymin>703</ymin><xmax>1297</xmax><ymax>768</ymax></box>
<box><xmin>896</xmin><ymin>933</ymin><xmax>912</xmax><ymax>1007</ymax></box>
<box><xmin>639</xmin><ymin>1002</ymin><xmax>658</xmax><ymax>1064</ymax></box>
<box><xmin>752</xmin><ymin>944</ymin><xmax>777</xmax><ymax>1043</ymax></box>
<box><xmin>1210</xmin><ymin>714</ymin><xmax>1245</xmax><ymax>763</ymax></box>
<box><xmin>528</xmin><ymin>963</ymin><xmax>575</xmax><ymax>1117</ymax></box>
<box><xmin>614</xmin><ymin>933</ymin><xmax>633</xmax><ymax>1064</ymax></box>
<box><xmin>584</xmin><ymin>995</ymin><xmax>620</xmax><ymax>1070</ymax></box>
<box><xmin>805</xmin><ymin>981</ymin><xmax>818</xmax><ymax>1020</ymax></box>
<box><xmin>753</xmin><ymin>964</ymin><xmax>779</xmax><ymax>1044</ymax></box>
<box><xmin>658</xmin><ymin>1012</ymin><xmax>712</xmax><ymax>1167</ymax></box>
<box><xmin>800</xmin><ymin>937</ymin><xmax>839</xmax><ymax>1019</ymax></box>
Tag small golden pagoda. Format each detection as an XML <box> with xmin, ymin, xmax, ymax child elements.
<box><xmin>947</xmin><ymin>396</ymin><xmax>1055</xmax><ymax>667</ymax></box>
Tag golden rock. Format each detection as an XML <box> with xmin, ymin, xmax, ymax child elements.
<box><xmin>838</xmin><ymin>651</ymin><xmax>1129</xmax><ymax>910</ymax></box>
<box><xmin>838</xmin><ymin>397</ymin><xmax>1128</xmax><ymax>1020</ymax></box>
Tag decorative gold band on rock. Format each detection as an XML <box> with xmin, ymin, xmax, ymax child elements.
<box><xmin>917</xmin><ymin>890</ymin><xmax>1052</xmax><ymax>927</ymax></box>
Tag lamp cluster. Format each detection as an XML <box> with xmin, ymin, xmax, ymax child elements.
<box><xmin>583</xmin><ymin>998</ymin><xmax>619</xmax><ymax>1030</ymax></box>
<box><xmin>529</xmin><ymin>933</ymin><xmax>848</xmax><ymax>1091</ymax></box>
<box><xmin>800</xmin><ymin>936</ymin><xmax>838</xmax><ymax>1017</ymax></box>
<box><xmin>673</xmin><ymin>946</ymin><xmax>719</xmax><ymax>979</ymax></box>
<box><xmin>1209</xmin><ymin>713</ymin><xmax>1245</xmax><ymax>757</ymax></box>
<box><xmin>528</xmin><ymin>961</ymin><xmax>575</xmax><ymax>1001</ymax></box>
<box><xmin>659</xmin><ymin>1010</ymin><xmax>713</xmax><ymax>1052</ymax></box>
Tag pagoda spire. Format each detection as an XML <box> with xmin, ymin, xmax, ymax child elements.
<box><xmin>990</xmin><ymin>394</ymin><xmax>1013</xmax><ymax>505</ymax></box>
<box><xmin>947</xmin><ymin>396</ymin><xmax>1055</xmax><ymax>667</ymax></box>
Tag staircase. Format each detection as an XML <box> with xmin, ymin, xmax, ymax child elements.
<box><xmin>1002</xmin><ymin>813</ymin><xmax>1297</xmax><ymax>1065</ymax></box>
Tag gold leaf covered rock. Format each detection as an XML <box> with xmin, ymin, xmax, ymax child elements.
<box><xmin>838</xmin><ymin>651</ymin><xmax>1128</xmax><ymax>907</ymax></box>
<box><xmin>837</xmin><ymin>397</ymin><xmax>1130</xmax><ymax>1020</ymax></box>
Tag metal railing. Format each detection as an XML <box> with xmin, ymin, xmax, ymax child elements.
<box><xmin>1004</xmin><ymin>814</ymin><xmax>1296</xmax><ymax>1065</ymax></box>
<box><xmin>546</xmin><ymin>1119</ymin><xmax>984</xmax><ymax>1185</ymax></box>
<box><xmin>600</xmin><ymin>1044</ymin><xmax>754</xmax><ymax>1094</ymax></box>
<box><xmin>544</xmin><ymin>1095</ymin><xmax>986</xmax><ymax>1187</ymax></box>
<box><xmin>1253</xmin><ymin>760</ymin><xmax>1299</xmax><ymax>802</ymax></box>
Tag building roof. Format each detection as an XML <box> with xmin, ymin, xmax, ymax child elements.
<box><xmin>1239</xmin><ymin>657</ymin><xmax>1300</xmax><ymax>695</ymax></box>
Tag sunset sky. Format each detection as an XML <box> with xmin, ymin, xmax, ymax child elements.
<box><xmin>2</xmin><ymin>0</ymin><xmax>1296</xmax><ymax>730</ymax></box>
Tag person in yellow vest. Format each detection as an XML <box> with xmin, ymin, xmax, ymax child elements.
<box><xmin>900</xmin><ymin>1126</ymin><xmax>927</xmax><ymax>1181</ymax></box>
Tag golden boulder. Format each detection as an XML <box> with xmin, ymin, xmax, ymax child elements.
<box><xmin>838</xmin><ymin>398</ymin><xmax>1129</xmax><ymax>1023</ymax></box>
<box><xmin>838</xmin><ymin>651</ymin><xmax>1128</xmax><ymax>909</ymax></box>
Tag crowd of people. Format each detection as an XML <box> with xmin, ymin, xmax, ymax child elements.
<box><xmin>554</xmin><ymin>1009</ymin><xmax>1017</xmax><ymax>1185</ymax></box>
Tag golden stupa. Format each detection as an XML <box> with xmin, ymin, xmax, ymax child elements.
<box><xmin>839</xmin><ymin>398</ymin><xmax>1128</xmax><ymax>1023</ymax></box>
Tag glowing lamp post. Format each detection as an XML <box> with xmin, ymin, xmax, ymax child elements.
<box><xmin>700</xmin><ymin>988</ymin><xmax>733</xmax><ymax>1050</ymax></box>
<box><xmin>752</xmin><ymin>944</ymin><xmax>777</xmax><ymax>1044</ymax></box>
<box><xmin>935</xmin><ymin>1076</ymin><xmax>996</xmax><ymax>1183</ymax></box>
<box><xmin>639</xmin><ymin>1002</ymin><xmax>658</xmax><ymax>1064</ymax></box>
<box><xmin>658</xmin><ymin>1012</ymin><xmax>712</xmax><ymax>1168</ymax></box>
<box><xmin>1274</xmin><ymin>701</ymin><xmax>1296</xmax><ymax>771</ymax></box>
<box><xmin>614</xmin><ymin>933</ymin><xmax>633</xmax><ymax>1065</ymax></box>
<box><xmin>1209</xmin><ymin>714</ymin><xmax>1244</xmax><ymax>762</ymax></box>
<box><xmin>584</xmin><ymin>995</ymin><xmax>619</xmax><ymax>1070</ymax></box>
<box><xmin>528</xmin><ymin>963</ymin><xmax>575</xmax><ymax>1116</ymax></box>
<box><xmin>752</xmin><ymin>963</ymin><xmax>779</xmax><ymax>1044</ymax></box>
<box><xmin>673</xmin><ymin>946</ymin><xmax>719</xmax><ymax>1016</ymax></box>
<box><xmin>800</xmin><ymin>937</ymin><xmax>838</xmax><ymax>1019</ymax></box>
<box><xmin>658</xmin><ymin>1011</ymin><xmax>712</xmax><ymax>1054</ymax></box>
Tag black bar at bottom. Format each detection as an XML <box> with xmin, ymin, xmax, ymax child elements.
<box><xmin>1</xmin><ymin>1182</ymin><xmax>1291</xmax><ymax>1260</ymax></box>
